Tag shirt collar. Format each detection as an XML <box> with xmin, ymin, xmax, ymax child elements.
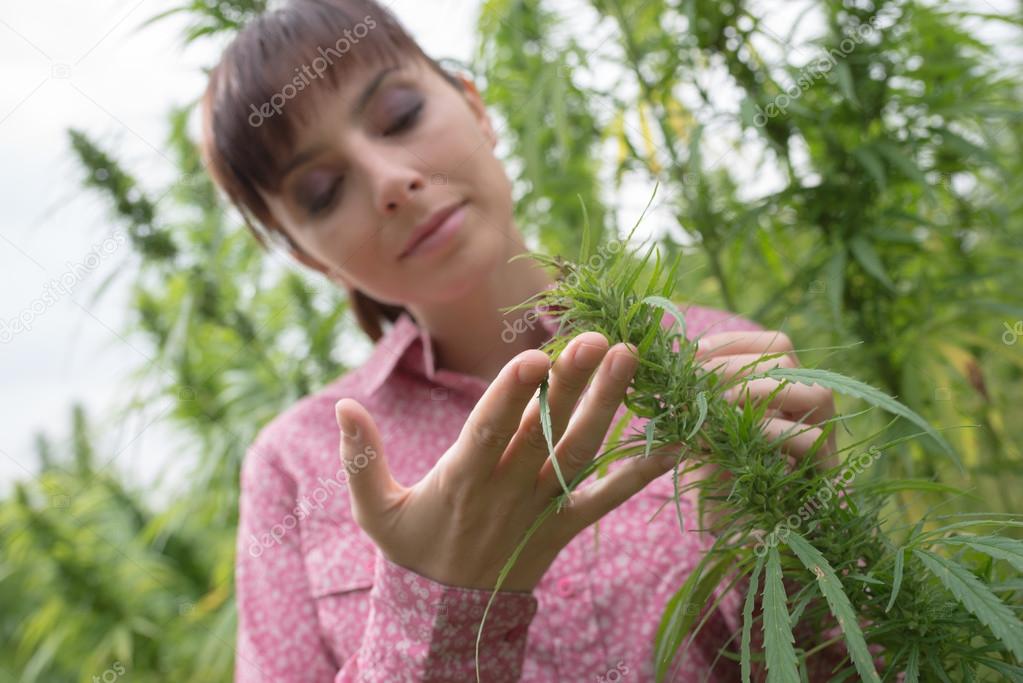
<box><xmin>362</xmin><ymin>287</ymin><xmax>565</xmax><ymax>397</ymax></box>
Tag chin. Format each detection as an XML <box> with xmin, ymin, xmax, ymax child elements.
<box><xmin>416</xmin><ymin>237</ymin><xmax>507</xmax><ymax>304</ymax></box>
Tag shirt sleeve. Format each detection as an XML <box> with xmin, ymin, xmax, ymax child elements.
<box><xmin>334</xmin><ymin>553</ymin><xmax>538</xmax><ymax>682</ymax></box>
<box><xmin>233</xmin><ymin>435</ymin><xmax>538</xmax><ymax>683</ymax></box>
<box><xmin>234</xmin><ymin>438</ymin><xmax>338</xmax><ymax>682</ymax></box>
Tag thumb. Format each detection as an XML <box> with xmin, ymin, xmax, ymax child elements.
<box><xmin>335</xmin><ymin>398</ymin><xmax>398</xmax><ymax>525</ymax></box>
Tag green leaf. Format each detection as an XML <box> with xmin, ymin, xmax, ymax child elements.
<box><xmin>926</xmin><ymin>648</ymin><xmax>954</xmax><ymax>683</ymax></box>
<box><xmin>934</xmin><ymin>535</ymin><xmax>1023</xmax><ymax>573</ymax></box>
<box><xmin>852</xmin><ymin>146</ymin><xmax>886</xmax><ymax>189</ymax></box>
<box><xmin>644</xmin><ymin>416</ymin><xmax>657</xmax><ymax>459</ymax></box>
<box><xmin>905</xmin><ymin>645</ymin><xmax>920</xmax><ymax>683</ymax></box>
<box><xmin>577</xmin><ymin>193</ymin><xmax>592</xmax><ymax>263</ymax></box>
<box><xmin>850</xmin><ymin>236</ymin><xmax>895</xmax><ymax>291</ymax></box>
<box><xmin>763</xmin><ymin>546</ymin><xmax>799</xmax><ymax>683</ymax></box>
<box><xmin>824</xmin><ymin>246</ymin><xmax>846</xmax><ymax>322</ymax></box>
<box><xmin>643</xmin><ymin>295</ymin><xmax>687</xmax><ymax>339</ymax></box>
<box><xmin>914</xmin><ymin>549</ymin><xmax>1023</xmax><ymax>660</ymax></box>
<box><xmin>786</xmin><ymin>532</ymin><xmax>880</xmax><ymax>682</ymax></box>
<box><xmin>660</xmin><ymin>250</ymin><xmax>684</xmax><ymax>298</ymax></box>
<box><xmin>538</xmin><ymin>378</ymin><xmax>570</xmax><ymax>499</ymax></box>
<box><xmin>876</xmin><ymin>141</ymin><xmax>929</xmax><ymax>186</ymax></box>
<box><xmin>742</xmin><ymin>553</ymin><xmax>765</xmax><ymax>683</ymax></box>
<box><xmin>856</xmin><ymin>479</ymin><xmax>971</xmax><ymax>499</ymax></box>
<box><xmin>687</xmin><ymin>391</ymin><xmax>709</xmax><ymax>441</ymax></box>
<box><xmin>887</xmin><ymin>548</ymin><xmax>905</xmax><ymax>613</ymax></box>
<box><xmin>933</xmin><ymin>126</ymin><xmax>998</xmax><ymax>166</ymax></box>
<box><xmin>654</xmin><ymin>551</ymin><xmax>737</xmax><ymax>681</ymax></box>
<box><xmin>834</xmin><ymin>62</ymin><xmax>860</xmax><ymax>107</ymax></box>
<box><xmin>756</xmin><ymin>367</ymin><xmax>959</xmax><ymax>468</ymax></box>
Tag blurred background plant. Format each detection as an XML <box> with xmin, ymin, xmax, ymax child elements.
<box><xmin>1</xmin><ymin>0</ymin><xmax>1020</xmax><ymax>680</ymax></box>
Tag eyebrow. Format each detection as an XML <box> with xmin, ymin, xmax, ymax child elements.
<box><xmin>280</xmin><ymin>65</ymin><xmax>400</xmax><ymax>177</ymax></box>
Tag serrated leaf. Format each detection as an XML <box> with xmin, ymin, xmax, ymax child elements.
<box><xmin>742</xmin><ymin>553</ymin><xmax>764</xmax><ymax>683</ymax></box>
<box><xmin>915</xmin><ymin>549</ymin><xmax>1023</xmax><ymax>660</ymax></box>
<box><xmin>654</xmin><ymin>552</ymin><xmax>736</xmax><ymax>681</ymax></box>
<box><xmin>887</xmin><ymin>548</ymin><xmax>905</xmax><ymax>613</ymax></box>
<box><xmin>755</xmin><ymin>367</ymin><xmax>959</xmax><ymax>468</ymax></box>
<box><xmin>786</xmin><ymin>532</ymin><xmax>880</xmax><ymax>682</ymax></box>
<box><xmin>935</xmin><ymin>535</ymin><xmax>1023</xmax><ymax>573</ymax></box>
<box><xmin>763</xmin><ymin>546</ymin><xmax>799</xmax><ymax>683</ymax></box>
<box><xmin>905</xmin><ymin>646</ymin><xmax>920</xmax><ymax>683</ymax></box>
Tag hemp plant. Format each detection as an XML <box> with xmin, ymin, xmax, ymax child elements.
<box><xmin>473</xmin><ymin>197</ymin><xmax>1023</xmax><ymax>682</ymax></box>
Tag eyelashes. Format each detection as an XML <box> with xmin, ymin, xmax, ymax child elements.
<box><xmin>385</xmin><ymin>100</ymin><xmax>424</xmax><ymax>136</ymax></box>
<box><xmin>300</xmin><ymin>98</ymin><xmax>425</xmax><ymax>217</ymax></box>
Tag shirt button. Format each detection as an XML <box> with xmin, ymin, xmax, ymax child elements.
<box><xmin>556</xmin><ymin>576</ymin><xmax>577</xmax><ymax>598</ymax></box>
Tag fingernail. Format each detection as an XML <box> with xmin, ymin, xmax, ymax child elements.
<box><xmin>517</xmin><ymin>359</ymin><xmax>549</xmax><ymax>384</ymax></box>
<box><xmin>610</xmin><ymin>348</ymin><xmax>637</xmax><ymax>381</ymax></box>
<box><xmin>573</xmin><ymin>342</ymin><xmax>604</xmax><ymax>369</ymax></box>
<box><xmin>335</xmin><ymin>401</ymin><xmax>356</xmax><ymax>438</ymax></box>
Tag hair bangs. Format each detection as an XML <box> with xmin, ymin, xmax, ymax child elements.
<box><xmin>202</xmin><ymin>0</ymin><xmax>428</xmax><ymax>239</ymax></box>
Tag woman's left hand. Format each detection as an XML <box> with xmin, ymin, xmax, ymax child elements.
<box><xmin>695</xmin><ymin>330</ymin><xmax>837</xmax><ymax>469</ymax></box>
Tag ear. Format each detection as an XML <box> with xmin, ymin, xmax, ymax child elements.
<box><xmin>456</xmin><ymin>74</ymin><xmax>497</xmax><ymax>149</ymax></box>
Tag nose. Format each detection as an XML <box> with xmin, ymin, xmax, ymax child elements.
<box><xmin>361</xmin><ymin>143</ymin><xmax>426</xmax><ymax>216</ymax></box>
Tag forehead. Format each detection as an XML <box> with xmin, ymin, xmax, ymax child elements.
<box><xmin>260</xmin><ymin>55</ymin><xmax>436</xmax><ymax>180</ymax></box>
<box><xmin>294</xmin><ymin>57</ymin><xmax>429</xmax><ymax>131</ymax></box>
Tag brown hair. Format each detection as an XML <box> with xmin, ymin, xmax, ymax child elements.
<box><xmin>199</xmin><ymin>0</ymin><xmax>464</xmax><ymax>342</ymax></box>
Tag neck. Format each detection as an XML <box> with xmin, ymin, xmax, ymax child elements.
<box><xmin>406</xmin><ymin>234</ymin><xmax>557</xmax><ymax>384</ymax></box>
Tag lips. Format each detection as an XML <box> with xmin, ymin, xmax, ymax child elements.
<box><xmin>399</xmin><ymin>200</ymin><xmax>466</xmax><ymax>260</ymax></box>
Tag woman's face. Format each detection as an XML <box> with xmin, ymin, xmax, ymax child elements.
<box><xmin>262</xmin><ymin>57</ymin><xmax>520</xmax><ymax>307</ymax></box>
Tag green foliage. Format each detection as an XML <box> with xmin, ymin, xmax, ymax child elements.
<box><xmin>477</xmin><ymin>0</ymin><xmax>1023</xmax><ymax>520</ymax></box>
<box><xmin>763</xmin><ymin>546</ymin><xmax>799</xmax><ymax>683</ymax></box>
<box><xmin>2</xmin><ymin>0</ymin><xmax>1021</xmax><ymax>680</ymax></box>
<box><xmin>487</xmin><ymin>227</ymin><xmax>1023</xmax><ymax>680</ymax></box>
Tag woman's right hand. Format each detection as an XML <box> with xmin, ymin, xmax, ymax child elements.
<box><xmin>334</xmin><ymin>332</ymin><xmax>682</xmax><ymax>593</ymax></box>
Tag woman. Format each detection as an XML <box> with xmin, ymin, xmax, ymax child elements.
<box><xmin>199</xmin><ymin>1</ymin><xmax>836</xmax><ymax>680</ymax></box>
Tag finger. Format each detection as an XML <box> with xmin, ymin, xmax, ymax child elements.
<box><xmin>453</xmin><ymin>349</ymin><xmax>551</xmax><ymax>482</ymax></box>
<box><xmin>760</xmin><ymin>417</ymin><xmax>837</xmax><ymax>469</ymax></box>
<box><xmin>335</xmin><ymin>398</ymin><xmax>400</xmax><ymax>531</ymax></box>
<box><xmin>501</xmin><ymin>332</ymin><xmax>610</xmax><ymax>476</ymax></box>
<box><xmin>535</xmin><ymin>343</ymin><xmax>639</xmax><ymax>499</ymax></box>
<box><xmin>699</xmin><ymin>352</ymin><xmax>796</xmax><ymax>382</ymax></box>
<box><xmin>695</xmin><ymin>330</ymin><xmax>795</xmax><ymax>361</ymax></box>
<box><xmin>724</xmin><ymin>379</ymin><xmax>835</xmax><ymax>423</ymax></box>
<box><xmin>561</xmin><ymin>443</ymin><xmax>682</xmax><ymax>528</ymax></box>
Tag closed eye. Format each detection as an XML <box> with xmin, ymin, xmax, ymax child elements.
<box><xmin>303</xmin><ymin>100</ymin><xmax>425</xmax><ymax>216</ymax></box>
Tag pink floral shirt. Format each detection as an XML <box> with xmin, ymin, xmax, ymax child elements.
<box><xmin>234</xmin><ymin>300</ymin><xmax>765</xmax><ymax>682</ymax></box>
